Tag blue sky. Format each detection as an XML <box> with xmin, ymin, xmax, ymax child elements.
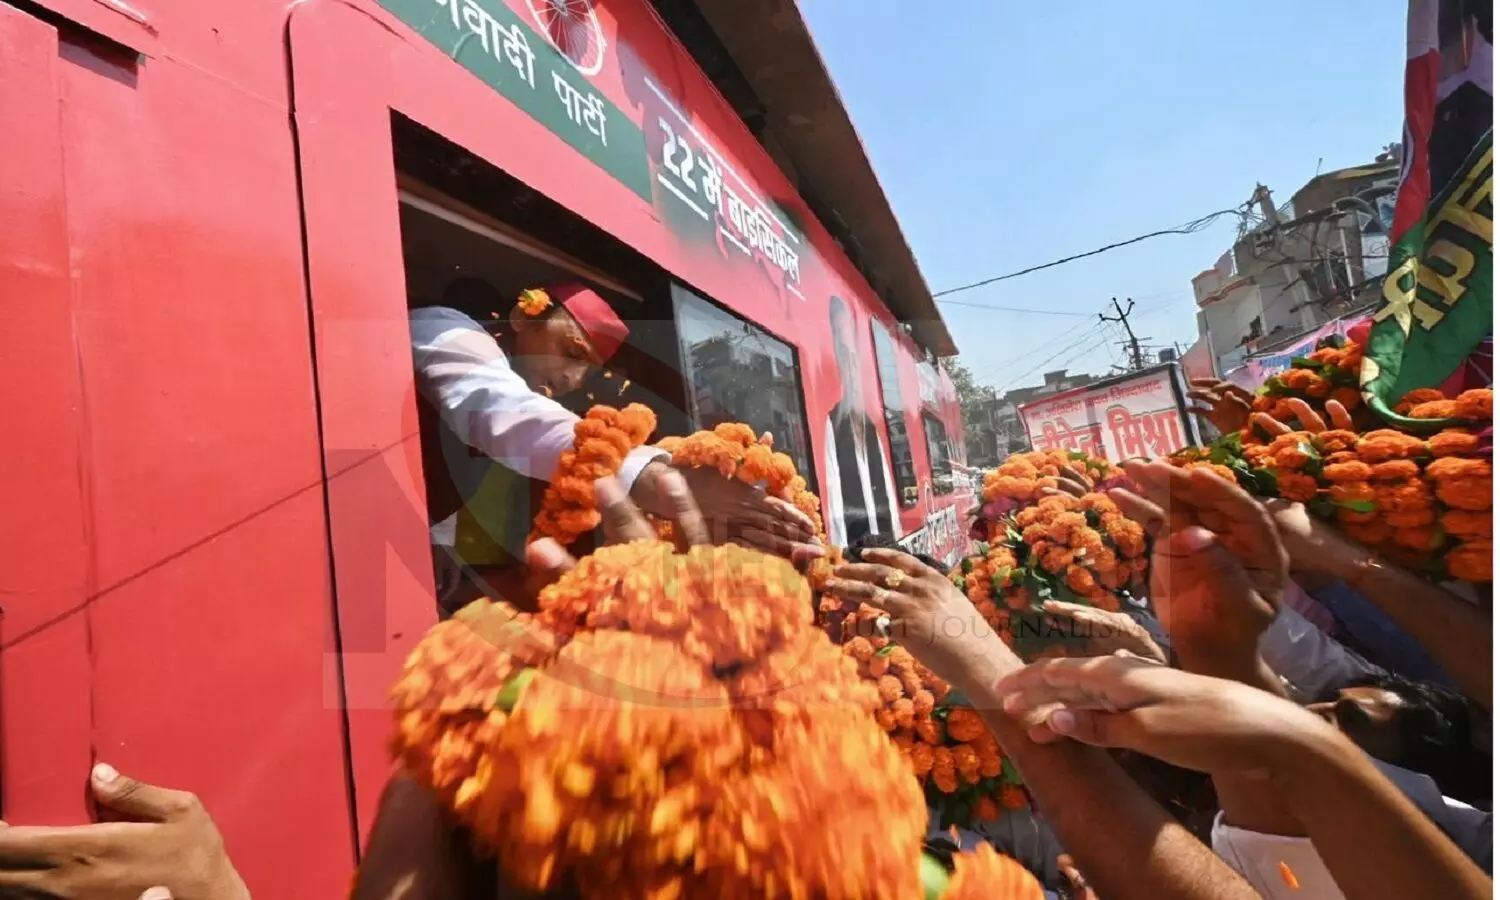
<box><xmin>800</xmin><ymin>0</ymin><xmax>1407</xmax><ymax>394</ymax></box>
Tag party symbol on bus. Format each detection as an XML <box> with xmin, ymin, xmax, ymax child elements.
<box><xmin>526</xmin><ymin>0</ymin><xmax>608</xmax><ymax>76</ymax></box>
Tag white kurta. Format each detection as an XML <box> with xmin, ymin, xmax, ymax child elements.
<box><xmin>409</xmin><ymin>306</ymin><xmax>663</xmax><ymax>545</ymax></box>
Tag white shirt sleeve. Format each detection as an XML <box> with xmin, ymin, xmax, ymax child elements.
<box><xmin>1259</xmin><ymin>601</ymin><xmax>1387</xmax><ymax>702</ymax></box>
<box><xmin>1211</xmin><ymin>813</ymin><xmax>1346</xmax><ymax>899</ymax></box>
<box><xmin>410</xmin><ymin>307</ymin><xmax>662</xmax><ymax>489</ymax></box>
<box><xmin>823</xmin><ymin>417</ymin><xmax>846</xmax><ymax>549</ymax></box>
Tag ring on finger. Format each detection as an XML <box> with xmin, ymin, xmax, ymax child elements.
<box><xmin>883</xmin><ymin>569</ymin><xmax>906</xmax><ymax>590</ymax></box>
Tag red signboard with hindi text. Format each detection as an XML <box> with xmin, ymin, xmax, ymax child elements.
<box><xmin>1018</xmin><ymin>363</ymin><xmax>1203</xmax><ymax>464</ymax></box>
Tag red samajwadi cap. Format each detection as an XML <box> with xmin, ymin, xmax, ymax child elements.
<box><xmin>551</xmin><ymin>282</ymin><xmax>628</xmax><ymax>362</ymax></box>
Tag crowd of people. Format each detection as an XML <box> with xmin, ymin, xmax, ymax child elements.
<box><xmin>0</xmin><ymin>281</ymin><xmax>1488</xmax><ymax>899</ymax></box>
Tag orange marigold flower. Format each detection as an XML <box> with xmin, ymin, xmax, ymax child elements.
<box><xmin>909</xmin><ymin>742</ymin><xmax>935</xmax><ymax>778</ymax></box>
<box><xmin>999</xmin><ymin>785</ymin><xmax>1030</xmax><ymax>810</ymax></box>
<box><xmin>1455</xmin><ymin>389</ymin><xmax>1493</xmax><ymax>421</ymax></box>
<box><xmin>915</xmin><ymin>715</ymin><xmax>942</xmax><ymax>745</ymax></box>
<box><xmin>876</xmin><ymin>675</ymin><xmax>904</xmax><ymax>704</ymax></box>
<box><xmin>912</xmin><ymin>689</ymin><xmax>936</xmax><ymax>717</ymax></box>
<box><xmin>1356</xmin><ymin>430</ymin><xmax>1427</xmax><ymax>463</ymax></box>
<box><xmin>1105</xmin><ymin>518</ymin><xmax>1147</xmax><ymax>558</ymax></box>
<box><xmin>1410</xmin><ymin>400</ymin><xmax>1459</xmax><ymax>420</ymax></box>
<box><xmin>1375</xmin><ymin>481</ymin><xmax>1433</xmax><ymax>514</ymax></box>
<box><xmin>1371</xmin><ymin>460</ymin><xmax>1422</xmax><ymax>482</ymax></box>
<box><xmin>1427</xmin><ymin>457</ymin><xmax>1491</xmax><ymax>482</ymax></box>
<box><xmin>1064</xmin><ymin>564</ymin><xmax>1099</xmax><ymax>595</ymax></box>
<box><xmin>515</xmin><ymin>287</ymin><xmax>552</xmax><ymax>316</ymax></box>
<box><xmin>1395</xmin><ymin>388</ymin><xmax>1447</xmax><ymax>416</ymax></box>
<box><xmin>844</xmin><ymin>636</ymin><xmax>874</xmax><ymax>662</ymax></box>
<box><xmin>1324</xmin><ymin>460</ymin><xmax>1374</xmax><ymax>483</ymax></box>
<box><xmin>1332</xmin><ymin>483</ymin><xmax>1374</xmax><ymax>504</ymax></box>
<box><xmin>945</xmin><ymin>844</ymin><xmax>1045</xmax><ymax>900</ymax></box>
<box><xmin>1436</xmin><ymin>477</ymin><xmax>1493</xmax><ymax>512</ymax></box>
<box><xmin>1441</xmin><ymin>509</ymin><xmax>1493</xmax><ymax>541</ymax></box>
<box><xmin>1276</xmin><ymin>471</ymin><xmax>1320</xmax><ymax>503</ymax></box>
<box><xmin>1329</xmin><ymin>387</ymin><xmax>1363</xmax><ymax>413</ymax></box>
<box><xmin>1318</xmin><ymin>430</ymin><xmax>1360</xmax><ymax>454</ymax></box>
<box><xmin>1430</xmin><ymin>429</ymin><xmax>1483</xmax><ymax>458</ymax></box>
<box><xmin>974</xmin><ymin>795</ymin><xmax>1001</xmax><ymax>823</ymax></box>
<box><xmin>1253</xmin><ymin>394</ymin><xmax>1277</xmax><ymax>412</ymax></box>
<box><xmin>946</xmin><ymin>707</ymin><xmax>987</xmax><ymax>743</ymax></box>
<box><xmin>1392</xmin><ymin>527</ymin><xmax>1441</xmax><ymax>552</ymax></box>
<box><xmin>1447</xmin><ymin>540</ymin><xmax>1493</xmax><ymax>583</ymax></box>
<box><xmin>1385</xmin><ymin>507</ymin><xmax>1437</xmax><ymax>529</ymax></box>
<box><xmin>1343</xmin><ymin>521</ymin><xmax>1393</xmax><ymax>545</ymax></box>
<box><xmin>1282</xmin><ymin>368</ymin><xmax>1317</xmax><ymax>391</ymax></box>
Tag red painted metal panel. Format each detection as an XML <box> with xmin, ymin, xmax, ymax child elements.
<box><xmin>286</xmin><ymin>4</ymin><xmax>441</xmax><ymax>840</ymax></box>
<box><xmin>1</xmin><ymin>20</ymin><xmax>359</xmax><ymax>897</ymax></box>
<box><xmin>28</xmin><ymin>0</ymin><xmax>158</xmax><ymax>56</ymax></box>
<box><xmin>0</xmin><ymin>4</ymin><xmax>95</xmax><ymax>826</ymax></box>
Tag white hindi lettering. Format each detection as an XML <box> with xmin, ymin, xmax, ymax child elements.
<box><xmin>499</xmin><ymin>22</ymin><xmax>536</xmax><ymax>88</ymax></box>
<box><xmin>437</xmin><ymin>0</ymin><xmax>535</xmax><ymax>89</ymax></box>
<box><xmin>554</xmin><ymin>72</ymin><xmax>607</xmax><ymax>145</ymax></box>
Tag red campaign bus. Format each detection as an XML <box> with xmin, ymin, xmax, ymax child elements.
<box><xmin>0</xmin><ymin>0</ymin><xmax>971</xmax><ymax>894</ymax></box>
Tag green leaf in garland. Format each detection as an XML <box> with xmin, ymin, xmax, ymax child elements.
<box><xmin>875</xmin><ymin>644</ymin><xmax>897</xmax><ymax>658</ymax></box>
<box><xmin>1334</xmin><ymin>498</ymin><xmax>1377</xmax><ymax>513</ymax></box>
<box><xmin>975</xmin><ymin>541</ymin><xmax>992</xmax><ymax>556</ymax></box>
<box><xmin>944</xmin><ymin>688</ymin><xmax>973</xmax><ymax>709</ymax></box>
<box><xmin>1248</xmin><ymin>466</ymin><xmax>1280</xmax><ymax>497</ymax></box>
<box><xmin>1290</xmin><ymin>355</ymin><xmax>1317</xmax><ymax>369</ymax></box>
<box><xmin>1001</xmin><ymin>758</ymin><xmax>1023</xmax><ymax>786</ymax></box>
<box><xmin>920</xmin><ymin>852</ymin><xmax>951</xmax><ymax>900</ymax></box>
<box><xmin>1307</xmin><ymin>496</ymin><xmax>1337</xmax><ymax>520</ymax></box>
<box><xmin>960</xmin><ymin>556</ymin><xmax>975</xmax><ymax>575</ymax></box>
<box><xmin>495</xmin><ymin>668</ymin><xmax>537</xmax><ymax>712</ymax></box>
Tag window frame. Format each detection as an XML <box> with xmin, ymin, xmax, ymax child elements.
<box><xmin>668</xmin><ymin>281</ymin><xmax>819</xmax><ymax>496</ymax></box>
<box><xmin>922</xmin><ymin>409</ymin><xmax>956</xmax><ymax>496</ymax></box>
<box><xmin>868</xmin><ymin>318</ymin><xmax>920</xmax><ymax>510</ymax></box>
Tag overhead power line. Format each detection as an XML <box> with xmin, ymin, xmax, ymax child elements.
<box><xmin>936</xmin><ymin>299</ymin><xmax>1095</xmax><ymax>317</ymax></box>
<box><xmin>933</xmin><ymin>206</ymin><xmax>1247</xmax><ymax>299</ymax></box>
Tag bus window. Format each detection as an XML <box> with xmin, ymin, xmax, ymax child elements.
<box><xmin>672</xmin><ymin>283</ymin><xmax>815</xmax><ymax>486</ymax></box>
<box><xmin>869</xmin><ymin>320</ymin><xmax>919</xmax><ymax>509</ymax></box>
<box><xmin>923</xmin><ymin>411</ymin><xmax>955</xmax><ymax>496</ymax></box>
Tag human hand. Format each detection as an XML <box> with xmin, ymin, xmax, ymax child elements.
<box><xmin>1261</xmin><ymin>498</ymin><xmax>1368</xmax><ymax>579</ymax></box>
<box><xmin>1040</xmin><ymin>600</ymin><xmax>1167</xmax><ymax>664</ymax></box>
<box><xmin>994</xmin><ymin>654</ymin><xmax>1325</xmax><ymax>779</ymax></box>
<box><xmin>0</xmin><ymin>764</ymin><xmax>249</xmax><ymax>900</ymax></box>
<box><xmin>1187</xmin><ymin>378</ymin><xmax>1256</xmax><ymax>435</ymax></box>
<box><xmin>1041</xmin><ymin>466</ymin><xmax>1091</xmax><ymax>500</ymax></box>
<box><xmin>823</xmin><ymin>548</ymin><xmax>1018</xmax><ymax>698</ymax></box>
<box><xmin>1251</xmin><ymin>396</ymin><xmax>1354</xmax><ymax>436</ymax></box>
<box><xmin>1108</xmin><ymin>460</ymin><xmax>1286</xmax><ymax>676</ymax></box>
<box><xmin>643</xmin><ymin>463</ymin><xmax>822</xmax><ymax>563</ymax></box>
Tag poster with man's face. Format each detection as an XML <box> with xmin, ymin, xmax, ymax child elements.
<box><xmin>822</xmin><ymin>295</ymin><xmax>897</xmax><ymax>549</ymax></box>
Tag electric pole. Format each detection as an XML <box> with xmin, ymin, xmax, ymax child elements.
<box><xmin>1100</xmin><ymin>297</ymin><xmax>1146</xmax><ymax>371</ymax></box>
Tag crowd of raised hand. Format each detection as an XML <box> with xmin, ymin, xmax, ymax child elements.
<box><xmin>0</xmin><ymin>422</ymin><xmax>1488</xmax><ymax>899</ymax></box>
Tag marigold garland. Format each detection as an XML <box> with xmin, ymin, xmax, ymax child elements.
<box><xmin>531</xmin><ymin>404</ymin><xmax>657</xmax><ymax>548</ymax></box>
<box><xmin>517</xmin><ymin>287</ymin><xmax>553</xmax><ymax>317</ymax></box>
<box><xmin>655</xmin><ymin>423</ymin><xmax>838</xmax><ymax>586</ymax></box>
<box><xmin>828</xmin><ymin>451</ymin><xmax>1139</xmax><ymax>832</ymax></box>
<box><xmin>388</xmin><ymin>541</ymin><xmax>1044</xmax><ymax>899</ymax></box>
<box><xmin>1169</xmin><ymin>387</ymin><xmax>1493</xmax><ymax>582</ymax></box>
<box><xmin>1243</xmin><ymin>338</ymin><xmax>1369</xmax><ymax>442</ymax></box>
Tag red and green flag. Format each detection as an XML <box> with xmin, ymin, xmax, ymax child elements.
<box><xmin>1362</xmin><ymin>0</ymin><xmax>1493</xmax><ymax>425</ymax></box>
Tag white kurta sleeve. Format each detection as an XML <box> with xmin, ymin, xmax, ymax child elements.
<box><xmin>823</xmin><ymin>417</ymin><xmax>847</xmax><ymax>549</ymax></box>
<box><xmin>410</xmin><ymin>307</ymin><xmax>664</xmax><ymax>490</ymax></box>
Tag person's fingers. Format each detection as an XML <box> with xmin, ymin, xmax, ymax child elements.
<box><xmin>1188</xmin><ymin>377</ymin><xmax>1226</xmax><ymax>390</ymax></box>
<box><xmin>1326</xmin><ymin>398</ymin><xmax>1355</xmax><ymax>431</ymax></box>
<box><xmin>1283</xmin><ymin>398</ymin><xmax>1326</xmax><ymax>433</ymax></box>
<box><xmin>1121</xmin><ymin>460</ymin><xmax>1172</xmax><ymax>513</ymax></box>
<box><xmin>525</xmin><ymin>538</ymin><xmax>577</xmax><ymax>582</ymax></box>
<box><xmin>757</xmin><ymin>494</ymin><xmax>818</xmax><ymax>538</ymax></box>
<box><xmin>1221</xmin><ymin>383</ymin><xmax>1256</xmax><ymax>406</ymax></box>
<box><xmin>833</xmin><ymin>562</ymin><xmax>919</xmax><ymax>593</ymax></box>
<box><xmin>595</xmin><ymin>478</ymin><xmax>655</xmax><ymax>545</ymax></box>
<box><xmin>1251</xmin><ymin>412</ymin><xmax>1293</xmax><ymax>436</ymax></box>
<box><xmin>822</xmin><ymin>578</ymin><xmax>899</xmax><ymax>613</ymax></box>
<box><xmin>858</xmin><ymin>548</ymin><xmax>937</xmax><ymax>578</ymax></box>
<box><xmin>1105</xmin><ymin>486</ymin><xmax>1165</xmax><ymax>534</ymax></box>
<box><xmin>1042</xmin><ymin>708</ymin><xmax>1116</xmax><ymax>747</ymax></box>
<box><xmin>736</xmin><ymin>526</ymin><xmax>824</xmax><ymax>565</ymax></box>
<box><xmin>141</xmin><ymin>889</ymin><xmax>174</xmax><ymax>900</ymax></box>
<box><xmin>90</xmin><ymin>764</ymin><xmax>197</xmax><ymax>822</ymax></box>
<box><xmin>1040</xmin><ymin>599</ymin><xmax>1108</xmax><ymax>623</ymax></box>
<box><xmin>655</xmin><ymin>467</ymin><xmax>708</xmax><ymax>546</ymax></box>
